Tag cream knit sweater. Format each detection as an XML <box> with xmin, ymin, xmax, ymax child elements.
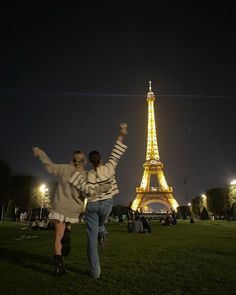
<box><xmin>36</xmin><ymin>149</ymin><xmax>85</xmax><ymax>218</ymax></box>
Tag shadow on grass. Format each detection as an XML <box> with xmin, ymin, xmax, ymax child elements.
<box><xmin>0</xmin><ymin>247</ymin><xmax>88</xmax><ymax>277</ymax></box>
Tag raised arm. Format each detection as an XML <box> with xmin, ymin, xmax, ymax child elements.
<box><xmin>105</xmin><ymin>122</ymin><xmax>128</xmax><ymax>172</ymax></box>
<box><xmin>32</xmin><ymin>147</ymin><xmax>61</xmax><ymax>176</ymax></box>
<box><xmin>69</xmin><ymin>123</ymin><xmax>128</xmax><ymax>195</ymax></box>
<box><xmin>117</xmin><ymin>122</ymin><xmax>128</xmax><ymax>143</ymax></box>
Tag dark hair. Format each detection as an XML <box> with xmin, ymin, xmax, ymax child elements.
<box><xmin>89</xmin><ymin>150</ymin><xmax>101</xmax><ymax>168</ymax></box>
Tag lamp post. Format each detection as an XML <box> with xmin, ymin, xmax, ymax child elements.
<box><xmin>39</xmin><ymin>184</ymin><xmax>48</xmax><ymax>219</ymax></box>
<box><xmin>201</xmin><ymin>194</ymin><xmax>207</xmax><ymax>207</ymax></box>
<box><xmin>184</xmin><ymin>176</ymin><xmax>188</xmax><ymax>205</ymax></box>
<box><xmin>229</xmin><ymin>180</ymin><xmax>236</xmax><ymax>218</ymax></box>
<box><xmin>230</xmin><ymin>180</ymin><xmax>236</xmax><ymax>186</ymax></box>
<box><xmin>187</xmin><ymin>202</ymin><xmax>191</xmax><ymax>217</ymax></box>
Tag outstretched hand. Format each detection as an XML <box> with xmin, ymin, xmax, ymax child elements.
<box><xmin>120</xmin><ymin>122</ymin><xmax>128</xmax><ymax>135</ymax></box>
<box><xmin>32</xmin><ymin>147</ymin><xmax>40</xmax><ymax>157</ymax></box>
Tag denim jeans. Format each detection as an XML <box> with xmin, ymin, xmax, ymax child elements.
<box><xmin>85</xmin><ymin>198</ymin><xmax>113</xmax><ymax>278</ymax></box>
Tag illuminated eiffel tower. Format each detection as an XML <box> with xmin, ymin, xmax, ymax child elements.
<box><xmin>132</xmin><ymin>81</ymin><xmax>179</xmax><ymax>212</ymax></box>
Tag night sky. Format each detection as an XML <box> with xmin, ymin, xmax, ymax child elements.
<box><xmin>1</xmin><ymin>2</ymin><xmax>236</xmax><ymax>208</ymax></box>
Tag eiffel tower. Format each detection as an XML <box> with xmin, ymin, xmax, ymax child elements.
<box><xmin>132</xmin><ymin>81</ymin><xmax>179</xmax><ymax>212</ymax></box>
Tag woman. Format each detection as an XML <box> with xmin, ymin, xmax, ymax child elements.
<box><xmin>32</xmin><ymin>146</ymin><xmax>86</xmax><ymax>276</ymax></box>
<box><xmin>69</xmin><ymin>123</ymin><xmax>128</xmax><ymax>279</ymax></box>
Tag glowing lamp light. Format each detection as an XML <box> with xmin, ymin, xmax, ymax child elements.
<box><xmin>39</xmin><ymin>184</ymin><xmax>46</xmax><ymax>193</ymax></box>
<box><xmin>39</xmin><ymin>184</ymin><xmax>48</xmax><ymax>194</ymax></box>
<box><xmin>201</xmin><ymin>194</ymin><xmax>207</xmax><ymax>199</ymax></box>
<box><xmin>230</xmin><ymin>180</ymin><xmax>236</xmax><ymax>185</ymax></box>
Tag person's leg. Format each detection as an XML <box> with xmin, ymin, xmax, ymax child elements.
<box><xmin>85</xmin><ymin>201</ymin><xmax>100</xmax><ymax>278</ymax></box>
<box><xmin>55</xmin><ymin>222</ymin><xmax>66</xmax><ymax>254</ymax></box>
<box><xmin>61</xmin><ymin>222</ymin><xmax>71</xmax><ymax>257</ymax></box>
<box><xmin>54</xmin><ymin>222</ymin><xmax>66</xmax><ymax>276</ymax></box>
<box><xmin>98</xmin><ymin>198</ymin><xmax>113</xmax><ymax>242</ymax></box>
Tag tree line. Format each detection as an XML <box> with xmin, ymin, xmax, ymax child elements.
<box><xmin>0</xmin><ymin>159</ymin><xmax>56</xmax><ymax>221</ymax></box>
<box><xmin>1</xmin><ymin>158</ymin><xmax>236</xmax><ymax>221</ymax></box>
<box><xmin>190</xmin><ymin>187</ymin><xmax>236</xmax><ymax>220</ymax></box>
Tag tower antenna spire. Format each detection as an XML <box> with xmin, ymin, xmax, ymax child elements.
<box><xmin>149</xmin><ymin>80</ymin><xmax>152</xmax><ymax>93</ymax></box>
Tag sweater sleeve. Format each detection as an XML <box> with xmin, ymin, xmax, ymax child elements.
<box><xmin>36</xmin><ymin>148</ymin><xmax>62</xmax><ymax>177</ymax></box>
<box><xmin>69</xmin><ymin>171</ymin><xmax>96</xmax><ymax>195</ymax></box>
<box><xmin>102</xmin><ymin>140</ymin><xmax>128</xmax><ymax>178</ymax></box>
<box><xmin>69</xmin><ymin>141</ymin><xmax>127</xmax><ymax>195</ymax></box>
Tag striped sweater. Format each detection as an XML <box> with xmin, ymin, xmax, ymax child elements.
<box><xmin>69</xmin><ymin>140</ymin><xmax>127</xmax><ymax>202</ymax></box>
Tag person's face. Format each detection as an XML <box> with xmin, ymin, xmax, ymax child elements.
<box><xmin>72</xmin><ymin>153</ymin><xmax>85</xmax><ymax>167</ymax></box>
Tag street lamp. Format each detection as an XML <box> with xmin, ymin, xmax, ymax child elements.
<box><xmin>201</xmin><ymin>194</ymin><xmax>207</xmax><ymax>208</ymax></box>
<box><xmin>230</xmin><ymin>180</ymin><xmax>236</xmax><ymax>185</ymax></box>
<box><xmin>187</xmin><ymin>202</ymin><xmax>192</xmax><ymax>218</ymax></box>
<box><xmin>39</xmin><ymin>184</ymin><xmax>48</xmax><ymax>219</ymax></box>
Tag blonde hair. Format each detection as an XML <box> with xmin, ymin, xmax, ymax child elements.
<box><xmin>73</xmin><ymin>150</ymin><xmax>87</xmax><ymax>166</ymax></box>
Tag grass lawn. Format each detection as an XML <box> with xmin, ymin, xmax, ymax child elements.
<box><xmin>0</xmin><ymin>220</ymin><xmax>236</xmax><ymax>295</ymax></box>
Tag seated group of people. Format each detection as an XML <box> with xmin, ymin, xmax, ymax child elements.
<box><xmin>160</xmin><ymin>211</ymin><xmax>177</xmax><ymax>226</ymax></box>
<box><xmin>28</xmin><ymin>218</ymin><xmax>50</xmax><ymax>230</ymax></box>
<box><xmin>128</xmin><ymin>215</ymin><xmax>151</xmax><ymax>233</ymax></box>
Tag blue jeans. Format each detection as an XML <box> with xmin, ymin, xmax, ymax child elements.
<box><xmin>85</xmin><ymin>198</ymin><xmax>113</xmax><ymax>278</ymax></box>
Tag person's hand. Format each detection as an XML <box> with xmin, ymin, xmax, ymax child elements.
<box><xmin>120</xmin><ymin>122</ymin><xmax>128</xmax><ymax>135</ymax></box>
<box><xmin>32</xmin><ymin>147</ymin><xmax>40</xmax><ymax>156</ymax></box>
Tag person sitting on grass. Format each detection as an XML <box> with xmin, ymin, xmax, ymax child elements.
<box><xmin>130</xmin><ymin>215</ymin><xmax>143</xmax><ymax>233</ymax></box>
<box><xmin>141</xmin><ymin>216</ymin><xmax>151</xmax><ymax>233</ymax></box>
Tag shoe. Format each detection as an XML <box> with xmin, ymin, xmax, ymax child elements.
<box><xmin>90</xmin><ymin>274</ymin><xmax>100</xmax><ymax>279</ymax></box>
<box><xmin>54</xmin><ymin>255</ymin><xmax>67</xmax><ymax>276</ymax></box>
<box><xmin>98</xmin><ymin>231</ymin><xmax>108</xmax><ymax>250</ymax></box>
<box><xmin>90</xmin><ymin>271</ymin><xmax>101</xmax><ymax>279</ymax></box>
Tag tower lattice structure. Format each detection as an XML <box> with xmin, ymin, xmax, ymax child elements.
<box><xmin>131</xmin><ymin>81</ymin><xmax>179</xmax><ymax>212</ymax></box>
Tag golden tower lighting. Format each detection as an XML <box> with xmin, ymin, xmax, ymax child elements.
<box><xmin>132</xmin><ymin>81</ymin><xmax>179</xmax><ymax>212</ymax></box>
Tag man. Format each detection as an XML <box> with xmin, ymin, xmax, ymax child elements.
<box><xmin>32</xmin><ymin>147</ymin><xmax>86</xmax><ymax>276</ymax></box>
<box><xmin>69</xmin><ymin>123</ymin><xmax>128</xmax><ymax>279</ymax></box>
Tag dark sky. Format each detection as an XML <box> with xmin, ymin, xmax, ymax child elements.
<box><xmin>1</xmin><ymin>2</ymin><xmax>236</xmax><ymax>208</ymax></box>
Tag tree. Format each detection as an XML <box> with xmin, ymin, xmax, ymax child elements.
<box><xmin>201</xmin><ymin>207</ymin><xmax>209</xmax><ymax>220</ymax></box>
<box><xmin>228</xmin><ymin>183</ymin><xmax>236</xmax><ymax>211</ymax></box>
<box><xmin>10</xmin><ymin>174</ymin><xmax>37</xmax><ymax>209</ymax></box>
<box><xmin>206</xmin><ymin>187</ymin><xmax>230</xmax><ymax>218</ymax></box>
<box><xmin>4</xmin><ymin>200</ymin><xmax>16</xmax><ymax>221</ymax></box>
<box><xmin>177</xmin><ymin>206</ymin><xmax>190</xmax><ymax>219</ymax></box>
<box><xmin>230</xmin><ymin>202</ymin><xmax>236</xmax><ymax>218</ymax></box>
<box><xmin>31</xmin><ymin>187</ymin><xmax>44</xmax><ymax>209</ymax></box>
<box><xmin>191</xmin><ymin>196</ymin><xmax>205</xmax><ymax>218</ymax></box>
<box><xmin>0</xmin><ymin>159</ymin><xmax>12</xmax><ymax>220</ymax></box>
<box><xmin>29</xmin><ymin>180</ymin><xmax>54</xmax><ymax>220</ymax></box>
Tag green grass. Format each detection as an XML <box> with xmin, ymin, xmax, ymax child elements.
<box><xmin>0</xmin><ymin>220</ymin><xmax>236</xmax><ymax>295</ymax></box>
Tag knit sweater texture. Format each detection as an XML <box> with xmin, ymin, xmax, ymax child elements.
<box><xmin>36</xmin><ymin>149</ymin><xmax>85</xmax><ymax>218</ymax></box>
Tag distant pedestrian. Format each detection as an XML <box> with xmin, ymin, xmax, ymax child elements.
<box><xmin>33</xmin><ymin>147</ymin><xmax>87</xmax><ymax>276</ymax></box>
<box><xmin>127</xmin><ymin>201</ymin><xmax>134</xmax><ymax>221</ymax></box>
<box><xmin>141</xmin><ymin>216</ymin><xmax>151</xmax><ymax>233</ymax></box>
<box><xmin>171</xmin><ymin>209</ymin><xmax>177</xmax><ymax>226</ymax></box>
<box><xmin>69</xmin><ymin>123</ymin><xmax>128</xmax><ymax>279</ymax></box>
